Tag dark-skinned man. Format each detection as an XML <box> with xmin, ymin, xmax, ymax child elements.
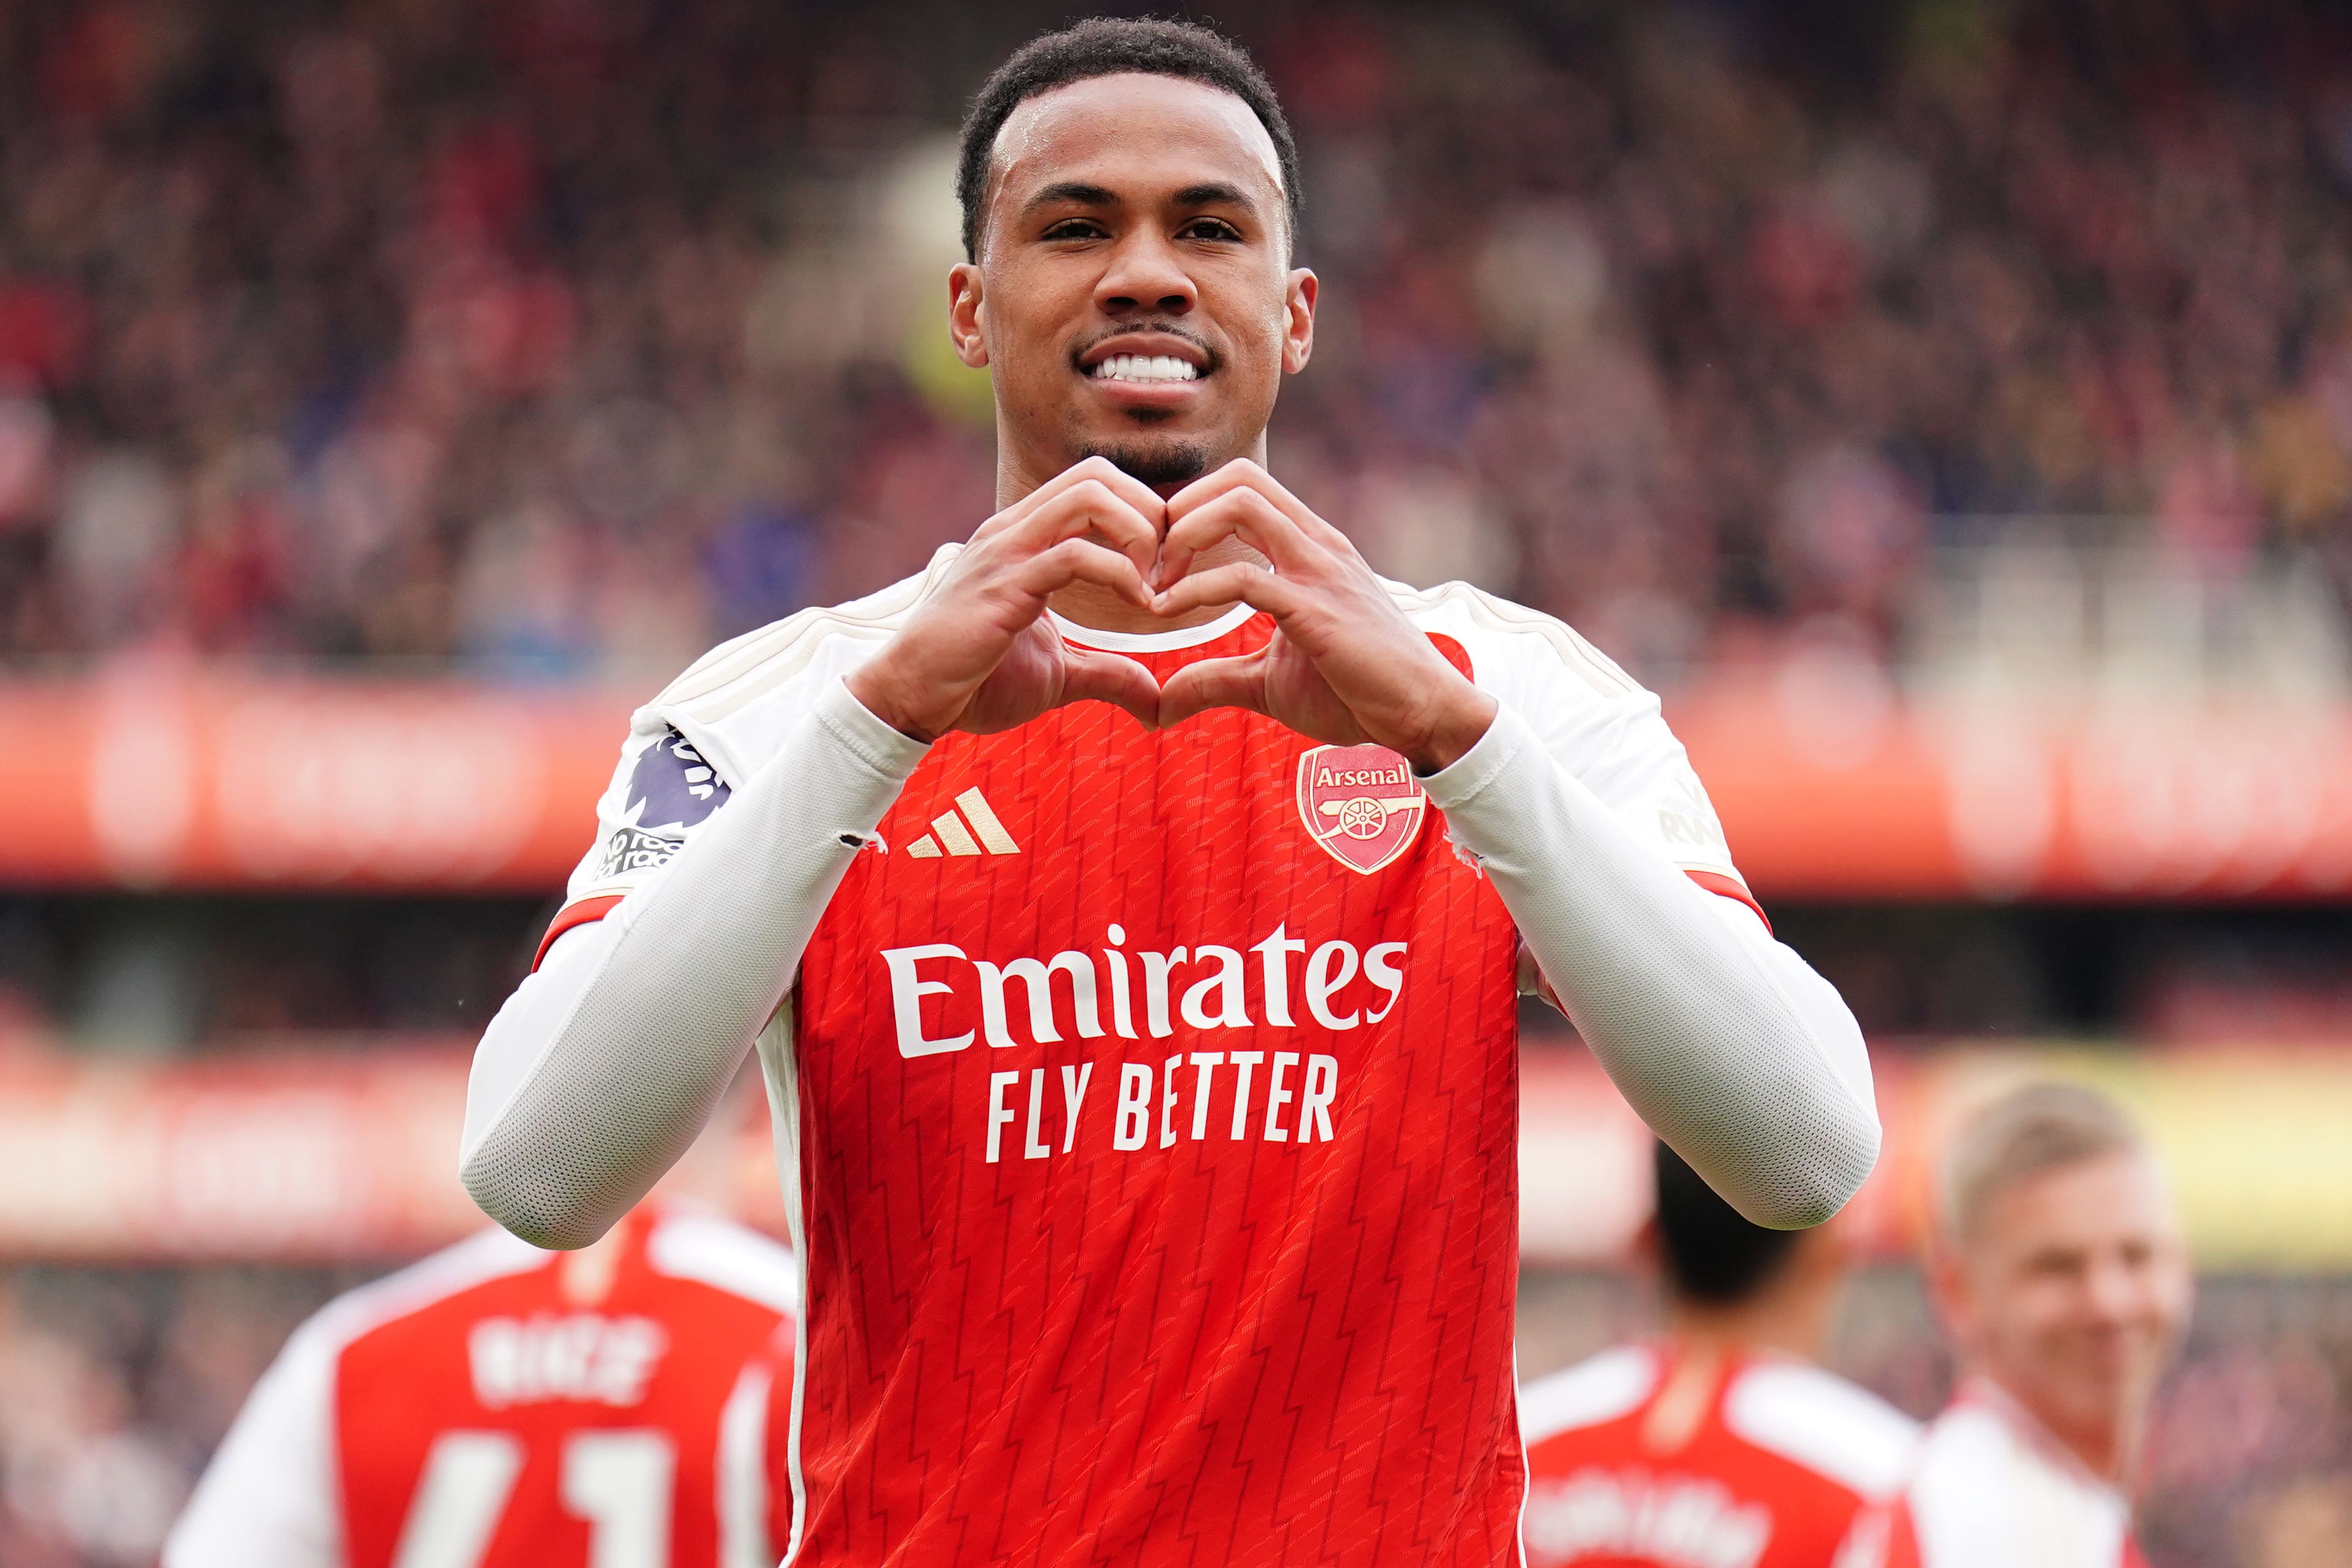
<box><xmin>459</xmin><ymin>20</ymin><xmax>1879</xmax><ymax>1566</ymax></box>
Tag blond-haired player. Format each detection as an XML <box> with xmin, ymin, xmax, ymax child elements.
<box><xmin>1862</xmin><ymin>1082</ymin><xmax>2191</xmax><ymax>1567</ymax></box>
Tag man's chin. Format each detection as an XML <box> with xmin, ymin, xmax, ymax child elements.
<box><xmin>1074</xmin><ymin>438</ymin><xmax>1215</xmax><ymax>491</ymax></box>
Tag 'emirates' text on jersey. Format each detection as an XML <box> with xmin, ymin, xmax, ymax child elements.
<box><xmin>546</xmin><ymin>553</ymin><xmax>1757</xmax><ymax>1566</ymax></box>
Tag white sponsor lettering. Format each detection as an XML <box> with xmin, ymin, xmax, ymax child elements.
<box><xmin>1139</xmin><ymin>946</ymin><xmax>1186</xmax><ymax>1038</ymax></box>
<box><xmin>888</xmin><ymin>925</ymin><xmax>1401</xmax><ymax>1162</ymax></box>
<box><xmin>1301</xmin><ymin>1054</ymin><xmax>1338</xmax><ymax>1141</ymax></box>
<box><xmin>1521</xmin><ymin>1467</ymin><xmax>1771</xmax><ymax>1568</ymax></box>
<box><xmin>985</xmin><ymin>1071</ymin><xmax>1021</xmax><ymax>1163</ymax></box>
<box><xmin>1186</xmin><ymin>1053</ymin><xmax>1224</xmax><ymax>1139</ymax></box>
<box><xmin>975</xmin><ymin>952</ymin><xmax>1103</xmax><ymax>1049</ymax></box>
<box><xmin>1023</xmin><ymin>1068</ymin><xmax>1052</xmax><ymax>1158</ymax></box>
<box><xmin>1262</xmin><ymin>1051</ymin><xmax>1299</xmax><ymax>1140</ymax></box>
<box><xmin>1305</xmin><ymin>940</ymin><xmax>1361</xmax><ymax>1029</ymax></box>
<box><xmin>1160</xmin><ymin>1051</ymin><xmax>1184</xmax><ymax>1148</ymax></box>
<box><xmin>1089</xmin><ymin>1051</ymin><xmax>1345</xmax><ymax>1157</ymax></box>
<box><xmin>1103</xmin><ymin>926</ymin><xmax>1138</xmax><ymax>1038</ymax></box>
<box><xmin>468</xmin><ymin>1313</ymin><xmax>669</xmax><ymax>1409</ymax></box>
<box><xmin>1059</xmin><ymin>1064</ymin><xmax>1093</xmax><ymax>1152</ymax></box>
<box><xmin>1251</xmin><ymin>925</ymin><xmax>1306</xmax><ymax>1025</ymax></box>
<box><xmin>1180</xmin><ymin>945</ymin><xmax>1250</xmax><ymax>1029</ymax></box>
<box><xmin>1113</xmin><ymin>1063</ymin><xmax>1152</xmax><ymax>1150</ymax></box>
<box><xmin>1364</xmin><ymin>942</ymin><xmax>1408</xmax><ymax>1022</ymax></box>
<box><xmin>1226</xmin><ymin>1051</ymin><xmax>1263</xmax><ymax>1139</ymax></box>
<box><xmin>884</xmin><ymin>927</ymin><xmax>1407</xmax><ymax>1053</ymax></box>
<box><xmin>880</xmin><ymin>944</ymin><xmax>974</xmax><ymax>1058</ymax></box>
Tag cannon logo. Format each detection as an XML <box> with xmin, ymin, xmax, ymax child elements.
<box><xmin>1296</xmin><ymin>744</ymin><xmax>1426</xmax><ymax>875</ymax></box>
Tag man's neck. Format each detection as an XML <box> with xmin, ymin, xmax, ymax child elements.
<box><xmin>1970</xmin><ymin>1372</ymin><xmax>2136</xmax><ymax>1487</ymax></box>
<box><xmin>1663</xmin><ymin>1280</ymin><xmax>1834</xmax><ymax>1365</ymax></box>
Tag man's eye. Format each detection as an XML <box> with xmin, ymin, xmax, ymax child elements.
<box><xmin>1043</xmin><ymin>220</ymin><xmax>1106</xmax><ymax>241</ymax></box>
<box><xmin>1182</xmin><ymin>219</ymin><xmax>1243</xmax><ymax>242</ymax></box>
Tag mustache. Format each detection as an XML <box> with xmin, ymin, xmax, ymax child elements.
<box><xmin>1069</xmin><ymin>323</ymin><xmax>1220</xmax><ymax>372</ymax></box>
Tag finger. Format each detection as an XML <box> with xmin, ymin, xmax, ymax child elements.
<box><xmin>1010</xmin><ymin>479</ymin><xmax>1161</xmax><ymax>580</ymax></box>
<box><xmin>973</xmin><ymin>456</ymin><xmax>1165</xmax><ymax>544</ymax></box>
<box><xmin>1156</xmin><ymin>652</ymin><xmax>1272</xmax><ymax>729</ymax></box>
<box><xmin>1167</xmin><ymin>459</ymin><xmax>1346</xmax><ymax>550</ymax></box>
<box><xmin>1152</xmin><ymin>558</ymin><xmax>1304</xmax><ymax>622</ymax></box>
<box><xmin>1158</xmin><ymin>488</ymin><xmax>1317</xmax><ymax>587</ymax></box>
<box><xmin>1056</xmin><ymin>644</ymin><xmax>1164</xmax><ymax>731</ymax></box>
<box><xmin>1017</xmin><ymin>536</ymin><xmax>1155</xmax><ymax>608</ymax></box>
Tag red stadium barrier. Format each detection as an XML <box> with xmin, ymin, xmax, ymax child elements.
<box><xmin>0</xmin><ymin>667</ymin><xmax>631</xmax><ymax>891</ymax></box>
<box><xmin>2</xmin><ymin>1036</ymin><xmax>2345</xmax><ymax>1266</ymax></box>
<box><xmin>3</xmin><ymin>667</ymin><xmax>2351</xmax><ymax>897</ymax></box>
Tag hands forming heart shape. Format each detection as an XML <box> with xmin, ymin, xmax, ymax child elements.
<box><xmin>843</xmin><ymin>456</ymin><xmax>1497</xmax><ymax>777</ymax></box>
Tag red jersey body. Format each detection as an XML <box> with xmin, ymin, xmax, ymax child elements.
<box><xmin>550</xmin><ymin>558</ymin><xmax>1763</xmax><ymax>1567</ymax></box>
<box><xmin>166</xmin><ymin>1207</ymin><xmax>797</xmax><ymax>1568</ymax></box>
<box><xmin>1519</xmin><ymin>1343</ymin><xmax>1918</xmax><ymax>1568</ymax></box>
<box><xmin>1859</xmin><ymin>1382</ymin><xmax>2146</xmax><ymax>1568</ymax></box>
<box><xmin>790</xmin><ymin>614</ymin><xmax>1521</xmax><ymax>1566</ymax></box>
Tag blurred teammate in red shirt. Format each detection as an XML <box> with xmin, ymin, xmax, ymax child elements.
<box><xmin>1860</xmin><ymin>1083</ymin><xmax>2190</xmax><ymax>1568</ymax></box>
<box><xmin>1520</xmin><ymin>1142</ymin><xmax>1917</xmax><ymax>1568</ymax></box>
<box><xmin>163</xmin><ymin>1203</ymin><xmax>796</xmax><ymax>1568</ymax></box>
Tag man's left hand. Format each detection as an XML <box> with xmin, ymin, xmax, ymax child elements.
<box><xmin>1152</xmin><ymin>460</ymin><xmax>1498</xmax><ymax>774</ymax></box>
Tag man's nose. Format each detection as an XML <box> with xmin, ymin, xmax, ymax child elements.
<box><xmin>1095</xmin><ymin>230</ymin><xmax>1196</xmax><ymax>317</ymax></box>
<box><xmin>2083</xmin><ymin>1255</ymin><xmax>2149</xmax><ymax>1324</ymax></box>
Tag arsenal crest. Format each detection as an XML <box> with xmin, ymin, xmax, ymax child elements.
<box><xmin>1296</xmin><ymin>743</ymin><xmax>1428</xmax><ymax>875</ymax></box>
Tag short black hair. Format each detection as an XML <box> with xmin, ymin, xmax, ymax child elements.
<box><xmin>956</xmin><ymin>17</ymin><xmax>1302</xmax><ymax>262</ymax></box>
<box><xmin>1653</xmin><ymin>1142</ymin><xmax>1804</xmax><ymax>1306</ymax></box>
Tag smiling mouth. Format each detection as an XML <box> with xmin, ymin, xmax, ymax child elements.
<box><xmin>1086</xmin><ymin>354</ymin><xmax>1203</xmax><ymax>384</ymax></box>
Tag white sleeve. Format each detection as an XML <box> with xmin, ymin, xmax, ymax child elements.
<box><xmin>460</xmin><ymin>677</ymin><xmax>929</xmax><ymax>1248</ymax></box>
<box><xmin>1420</xmin><ymin>700</ymin><xmax>1878</xmax><ymax>1228</ymax></box>
<box><xmin>162</xmin><ymin>1319</ymin><xmax>343</xmax><ymax>1568</ymax></box>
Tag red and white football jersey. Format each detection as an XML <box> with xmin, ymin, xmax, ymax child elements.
<box><xmin>165</xmin><ymin>1206</ymin><xmax>797</xmax><ymax>1568</ymax></box>
<box><xmin>1861</xmin><ymin>1381</ymin><xmax>2146</xmax><ymax>1568</ymax></box>
<box><xmin>542</xmin><ymin>554</ymin><xmax>1762</xmax><ymax>1566</ymax></box>
<box><xmin>1519</xmin><ymin>1342</ymin><xmax>1919</xmax><ymax>1568</ymax></box>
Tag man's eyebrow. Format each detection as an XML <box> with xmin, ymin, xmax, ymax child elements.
<box><xmin>1173</xmin><ymin>182</ymin><xmax>1260</xmax><ymax>214</ymax></box>
<box><xmin>1023</xmin><ymin>181</ymin><xmax>1119</xmax><ymax>215</ymax></box>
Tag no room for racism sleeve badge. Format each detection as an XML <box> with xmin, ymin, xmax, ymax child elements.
<box><xmin>1296</xmin><ymin>743</ymin><xmax>1428</xmax><ymax>875</ymax></box>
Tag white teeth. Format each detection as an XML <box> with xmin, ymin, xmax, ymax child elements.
<box><xmin>1091</xmin><ymin>354</ymin><xmax>1200</xmax><ymax>383</ymax></box>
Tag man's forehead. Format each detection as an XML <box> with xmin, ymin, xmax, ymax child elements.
<box><xmin>987</xmin><ymin>72</ymin><xmax>1285</xmax><ymax>212</ymax></box>
<box><xmin>1984</xmin><ymin>1152</ymin><xmax>2175</xmax><ymax>1253</ymax></box>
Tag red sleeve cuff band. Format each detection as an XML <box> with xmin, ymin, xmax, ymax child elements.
<box><xmin>1685</xmin><ymin>869</ymin><xmax>1769</xmax><ymax>933</ymax></box>
<box><xmin>532</xmin><ymin>894</ymin><xmax>625</xmax><ymax>970</ymax></box>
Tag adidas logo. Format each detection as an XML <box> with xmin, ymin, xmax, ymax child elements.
<box><xmin>906</xmin><ymin>788</ymin><xmax>1020</xmax><ymax>858</ymax></box>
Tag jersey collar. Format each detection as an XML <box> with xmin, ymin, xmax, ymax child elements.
<box><xmin>1050</xmin><ymin>601</ymin><xmax>1258</xmax><ymax>653</ymax></box>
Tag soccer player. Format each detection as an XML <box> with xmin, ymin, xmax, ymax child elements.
<box><xmin>163</xmin><ymin>1203</ymin><xmax>796</xmax><ymax>1568</ymax></box>
<box><xmin>1864</xmin><ymin>1083</ymin><xmax>2191</xmax><ymax>1567</ymax></box>
<box><xmin>457</xmin><ymin>18</ymin><xmax>1881</xmax><ymax>1563</ymax></box>
<box><xmin>1520</xmin><ymin>1142</ymin><xmax>1917</xmax><ymax>1567</ymax></box>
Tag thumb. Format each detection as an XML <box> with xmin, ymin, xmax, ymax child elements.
<box><xmin>1055</xmin><ymin>645</ymin><xmax>1164</xmax><ymax>731</ymax></box>
<box><xmin>1157</xmin><ymin>653</ymin><xmax>1272</xmax><ymax>729</ymax></box>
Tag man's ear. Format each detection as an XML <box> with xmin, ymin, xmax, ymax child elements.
<box><xmin>1282</xmin><ymin>269</ymin><xmax>1317</xmax><ymax>375</ymax></box>
<box><xmin>949</xmin><ymin>263</ymin><xmax>990</xmax><ymax>369</ymax></box>
<box><xmin>1926</xmin><ymin>1243</ymin><xmax>1974</xmax><ymax>1346</ymax></box>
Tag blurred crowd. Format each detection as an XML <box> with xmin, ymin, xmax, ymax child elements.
<box><xmin>0</xmin><ymin>0</ymin><xmax>2350</xmax><ymax>681</ymax></box>
<box><xmin>0</xmin><ymin>1260</ymin><xmax>2337</xmax><ymax>1567</ymax></box>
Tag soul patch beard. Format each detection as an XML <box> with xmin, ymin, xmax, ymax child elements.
<box><xmin>1075</xmin><ymin>436</ymin><xmax>1214</xmax><ymax>490</ymax></box>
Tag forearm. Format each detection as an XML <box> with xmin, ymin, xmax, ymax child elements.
<box><xmin>460</xmin><ymin>678</ymin><xmax>927</xmax><ymax>1247</ymax></box>
<box><xmin>1421</xmin><ymin>703</ymin><xmax>1879</xmax><ymax>1228</ymax></box>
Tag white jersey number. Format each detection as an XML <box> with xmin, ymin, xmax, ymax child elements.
<box><xmin>393</xmin><ymin>1429</ymin><xmax>676</xmax><ymax>1568</ymax></box>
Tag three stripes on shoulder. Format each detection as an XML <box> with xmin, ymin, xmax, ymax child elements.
<box><xmin>906</xmin><ymin>789</ymin><xmax>1020</xmax><ymax>858</ymax></box>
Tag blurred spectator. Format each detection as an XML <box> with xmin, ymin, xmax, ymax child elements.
<box><xmin>0</xmin><ymin>1</ymin><xmax>2345</xmax><ymax>680</ymax></box>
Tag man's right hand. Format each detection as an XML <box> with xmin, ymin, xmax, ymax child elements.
<box><xmin>845</xmin><ymin>457</ymin><xmax>1166</xmax><ymax>742</ymax></box>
